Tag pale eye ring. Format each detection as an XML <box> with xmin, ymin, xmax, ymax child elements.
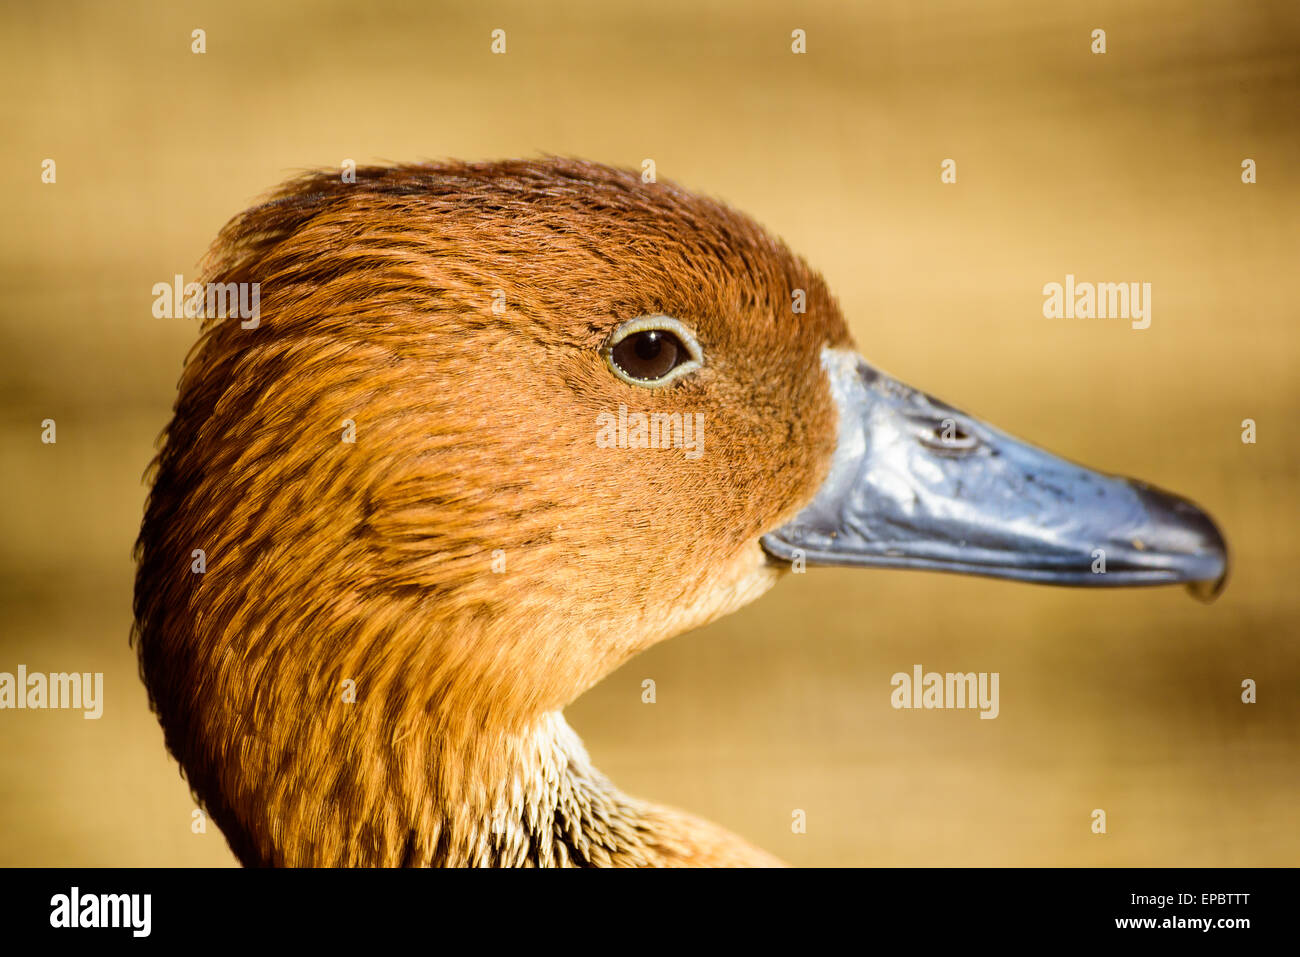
<box><xmin>602</xmin><ymin>316</ymin><xmax>703</xmax><ymax>388</ymax></box>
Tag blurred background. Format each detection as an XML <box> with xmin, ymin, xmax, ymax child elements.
<box><xmin>1</xmin><ymin>0</ymin><xmax>1297</xmax><ymax>866</ymax></box>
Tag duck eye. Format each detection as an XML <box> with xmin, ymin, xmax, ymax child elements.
<box><xmin>614</xmin><ymin>330</ymin><xmax>681</xmax><ymax>379</ymax></box>
<box><xmin>603</xmin><ymin>316</ymin><xmax>703</xmax><ymax>387</ymax></box>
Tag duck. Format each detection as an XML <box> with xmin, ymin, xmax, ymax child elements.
<box><xmin>133</xmin><ymin>157</ymin><xmax>1228</xmax><ymax>867</ymax></box>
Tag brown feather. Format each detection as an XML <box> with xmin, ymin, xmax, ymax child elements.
<box><xmin>133</xmin><ymin>158</ymin><xmax>848</xmax><ymax>866</ymax></box>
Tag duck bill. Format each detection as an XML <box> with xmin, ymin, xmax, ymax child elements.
<box><xmin>760</xmin><ymin>349</ymin><xmax>1228</xmax><ymax>599</ymax></box>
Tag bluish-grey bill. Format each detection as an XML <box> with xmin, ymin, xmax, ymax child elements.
<box><xmin>760</xmin><ymin>349</ymin><xmax>1228</xmax><ymax>600</ymax></box>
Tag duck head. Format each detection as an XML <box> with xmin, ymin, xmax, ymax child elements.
<box><xmin>134</xmin><ymin>158</ymin><xmax>1226</xmax><ymax>867</ymax></box>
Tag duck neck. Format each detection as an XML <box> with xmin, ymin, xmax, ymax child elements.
<box><xmin>230</xmin><ymin>705</ymin><xmax>684</xmax><ymax>867</ymax></box>
<box><xmin>418</xmin><ymin>711</ymin><xmax>669</xmax><ymax>868</ymax></box>
<box><xmin>196</xmin><ymin>603</ymin><xmax>783</xmax><ymax>869</ymax></box>
<box><xmin>227</xmin><ymin>705</ymin><xmax>777</xmax><ymax>867</ymax></box>
<box><xmin>408</xmin><ymin>711</ymin><xmax>780</xmax><ymax>867</ymax></box>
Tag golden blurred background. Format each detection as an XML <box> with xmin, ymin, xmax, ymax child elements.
<box><xmin>2</xmin><ymin>0</ymin><xmax>1297</xmax><ymax>866</ymax></box>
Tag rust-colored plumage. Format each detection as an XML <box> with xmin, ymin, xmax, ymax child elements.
<box><xmin>134</xmin><ymin>158</ymin><xmax>848</xmax><ymax>866</ymax></box>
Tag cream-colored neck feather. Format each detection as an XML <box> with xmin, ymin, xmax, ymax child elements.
<box><xmin>408</xmin><ymin>712</ymin><xmax>779</xmax><ymax>867</ymax></box>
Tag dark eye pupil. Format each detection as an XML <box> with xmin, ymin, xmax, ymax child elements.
<box><xmin>634</xmin><ymin>331</ymin><xmax>664</xmax><ymax>361</ymax></box>
<box><xmin>612</xmin><ymin>329</ymin><xmax>684</xmax><ymax>381</ymax></box>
